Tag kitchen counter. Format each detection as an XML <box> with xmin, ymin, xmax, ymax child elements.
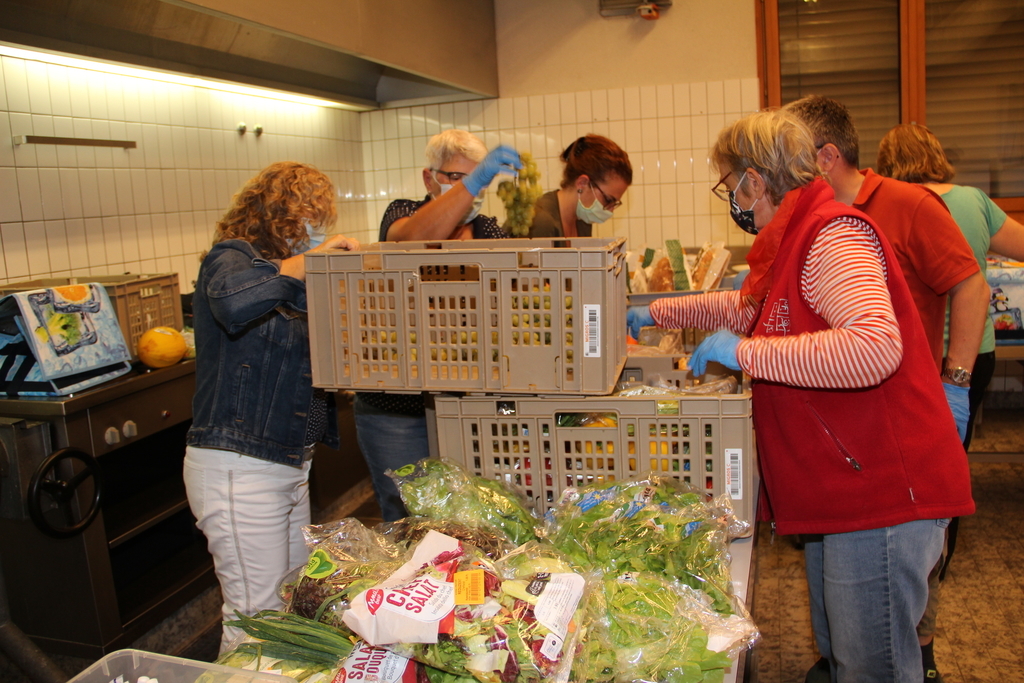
<box><xmin>725</xmin><ymin>532</ymin><xmax>756</xmax><ymax>683</ymax></box>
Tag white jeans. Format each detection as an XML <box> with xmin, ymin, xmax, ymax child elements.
<box><xmin>183</xmin><ymin>446</ymin><xmax>312</xmax><ymax>653</ymax></box>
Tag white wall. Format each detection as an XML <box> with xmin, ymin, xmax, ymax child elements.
<box><xmin>494</xmin><ymin>0</ymin><xmax>758</xmax><ymax>98</ymax></box>
<box><xmin>0</xmin><ymin>53</ymin><xmax>368</xmax><ymax>293</ymax></box>
<box><xmin>361</xmin><ymin>79</ymin><xmax>762</xmax><ymax>251</ymax></box>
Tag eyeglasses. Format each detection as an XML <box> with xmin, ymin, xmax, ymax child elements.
<box><xmin>712</xmin><ymin>172</ymin><xmax>734</xmax><ymax>202</ymax></box>
<box><xmin>590</xmin><ymin>181</ymin><xmax>622</xmax><ymax>211</ymax></box>
<box><xmin>432</xmin><ymin>169</ymin><xmax>469</xmax><ymax>184</ymax></box>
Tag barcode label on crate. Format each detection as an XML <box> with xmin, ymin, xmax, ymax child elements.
<box><xmin>725</xmin><ymin>448</ymin><xmax>743</xmax><ymax>499</ymax></box>
<box><xmin>584</xmin><ymin>304</ymin><xmax>601</xmax><ymax>357</ymax></box>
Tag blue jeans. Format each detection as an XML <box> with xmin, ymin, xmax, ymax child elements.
<box><xmin>804</xmin><ymin>519</ymin><xmax>947</xmax><ymax>683</ymax></box>
<box><xmin>353</xmin><ymin>396</ymin><xmax>431</xmax><ymax>522</ymax></box>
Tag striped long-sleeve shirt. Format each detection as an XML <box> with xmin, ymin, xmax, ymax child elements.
<box><xmin>650</xmin><ymin>217</ymin><xmax>904</xmax><ymax>389</ymax></box>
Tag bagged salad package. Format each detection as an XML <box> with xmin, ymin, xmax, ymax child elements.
<box><xmin>573</xmin><ymin>571</ymin><xmax>758</xmax><ymax>683</ymax></box>
<box><xmin>543</xmin><ymin>475</ymin><xmax>737</xmax><ymax>615</ymax></box>
<box><xmin>389</xmin><ymin>458</ymin><xmax>539</xmax><ymax>546</ymax></box>
<box><xmin>376</xmin><ymin>517</ymin><xmax>516</xmax><ymax>560</ymax></box>
<box><xmin>284</xmin><ymin>518</ymin><xmax>403</xmax><ymax>629</ymax></box>
<box><xmin>343</xmin><ymin>530</ymin><xmax>588</xmax><ymax>683</ymax></box>
<box><xmin>264</xmin><ymin>459</ymin><xmax>758</xmax><ymax>683</ymax></box>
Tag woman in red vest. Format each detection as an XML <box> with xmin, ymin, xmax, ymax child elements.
<box><xmin>628</xmin><ymin>109</ymin><xmax>973</xmax><ymax>683</ymax></box>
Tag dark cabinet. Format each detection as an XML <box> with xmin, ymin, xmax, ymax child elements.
<box><xmin>0</xmin><ymin>362</ymin><xmax>214</xmax><ymax>658</ymax></box>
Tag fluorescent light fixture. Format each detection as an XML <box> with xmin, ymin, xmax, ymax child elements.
<box><xmin>0</xmin><ymin>42</ymin><xmax>370</xmax><ymax>111</ymax></box>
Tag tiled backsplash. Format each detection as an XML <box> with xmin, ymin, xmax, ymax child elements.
<box><xmin>2</xmin><ymin>52</ymin><xmax>1019</xmax><ymax>393</ymax></box>
<box><xmin>0</xmin><ymin>54</ymin><xmax>364</xmax><ymax>292</ymax></box>
<box><xmin>0</xmin><ymin>51</ymin><xmax>759</xmax><ymax>294</ymax></box>
<box><xmin>359</xmin><ymin>80</ymin><xmax>762</xmax><ymax>250</ymax></box>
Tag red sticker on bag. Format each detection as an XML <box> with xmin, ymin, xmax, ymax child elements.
<box><xmin>365</xmin><ymin>588</ymin><xmax>384</xmax><ymax>615</ymax></box>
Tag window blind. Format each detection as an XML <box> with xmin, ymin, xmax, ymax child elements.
<box><xmin>926</xmin><ymin>0</ymin><xmax>1024</xmax><ymax>197</ymax></box>
<box><xmin>778</xmin><ymin>0</ymin><xmax>901</xmax><ymax>167</ymax></box>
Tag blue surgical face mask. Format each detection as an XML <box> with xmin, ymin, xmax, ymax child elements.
<box><xmin>291</xmin><ymin>219</ymin><xmax>324</xmax><ymax>254</ymax></box>
<box><xmin>305</xmin><ymin>219</ymin><xmax>325</xmax><ymax>248</ymax></box>
<box><xmin>576</xmin><ymin>190</ymin><xmax>614</xmax><ymax>225</ymax></box>
<box><xmin>728</xmin><ymin>174</ymin><xmax>761</xmax><ymax>235</ymax></box>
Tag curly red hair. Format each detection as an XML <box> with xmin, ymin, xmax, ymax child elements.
<box><xmin>213</xmin><ymin>162</ymin><xmax>337</xmax><ymax>259</ymax></box>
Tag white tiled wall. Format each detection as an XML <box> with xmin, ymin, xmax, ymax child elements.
<box><xmin>0</xmin><ymin>53</ymin><xmax>365</xmax><ymax>293</ymax></box>
<box><xmin>6</xmin><ymin>53</ymin><xmax>1018</xmax><ymax>393</ymax></box>
<box><xmin>360</xmin><ymin>79</ymin><xmax>763</xmax><ymax>250</ymax></box>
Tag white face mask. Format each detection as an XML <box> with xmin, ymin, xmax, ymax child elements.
<box><xmin>576</xmin><ymin>193</ymin><xmax>614</xmax><ymax>225</ymax></box>
<box><xmin>462</xmin><ymin>193</ymin><xmax>485</xmax><ymax>225</ymax></box>
<box><xmin>433</xmin><ymin>174</ymin><xmax>484</xmax><ymax>225</ymax></box>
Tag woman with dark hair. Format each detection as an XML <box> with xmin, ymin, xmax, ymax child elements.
<box><xmin>184</xmin><ymin>161</ymin><xmax>358</xmax><ymax>650</ymax></box>
<box><xmin>522</xmin><ymin>134</ymin><xmax>632</xmax><ymax>237</ymax></box>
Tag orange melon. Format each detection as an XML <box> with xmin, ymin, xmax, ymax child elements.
<box><xmin>137</xmin><ymin>327</ymin><xmax>187</xmax><ymax>368</ymax></box>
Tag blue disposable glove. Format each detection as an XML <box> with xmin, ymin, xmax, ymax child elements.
<box><xmin>689</xmin><ymin>330</ymin><xmax>742</xmax><ymax>375</ymax></box>
<box><xmin>463</xmin><ymin>145</ymin><xmax>522</xmax><ymax>197</ymax></box>
<box><xmin>627</xmin><ymin>305</ymin><xmax>655</xmax><ymax>340</ymax></box>
<box><xmin>732</xmin><ymin>268</ymin><xmax>750</xmax><ymax>290</ymax></box>
<box><xmin>942</xmin><ymin>382</ymin><xmax>969</xmax><ymax>443</ymax></box>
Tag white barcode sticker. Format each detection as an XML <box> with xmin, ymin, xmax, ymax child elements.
<box><xmin>725</xmin><ymin>448</ymin><xmax>742</xmax><ymax>499</ymax></box>
<box><xmin>583</xmin><ymin>304</ymin><xmax>601</xmax><ymax>357</ymax></box>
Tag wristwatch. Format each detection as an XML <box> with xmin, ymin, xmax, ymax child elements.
<box><xmin>941</xmin><ymin>364</ymin><xmax>972</xmax><ymax>387</ymax></box>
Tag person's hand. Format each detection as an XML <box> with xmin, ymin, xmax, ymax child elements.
<box><xmin>463</xmin><ymin>145</ymin><xmax>521</xmax><ymax>197</ymax></box>
<box><xmin>942</xmin><ymin>382</ymin><xmax>969</xmax><ymax>442</ymax></box>
<box><xmin>311</xmin><ymin>234</ymin><xmax>360</xmax><ymax>253</ymax></box>
<box><xmin>627</xmin><ymin>305</ymin><xmax>655</xmax><ymax>340</ymax></box>
<box><xmin>689</xmin><ymin>330</ymin><xmax>742</xmax><ymax>375</ymax></box>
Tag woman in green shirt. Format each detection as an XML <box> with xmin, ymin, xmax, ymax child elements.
<box><xmin>878</xmin><ymin>123</ymin><xmax>1024</xmax><ymax>446</ymax></box>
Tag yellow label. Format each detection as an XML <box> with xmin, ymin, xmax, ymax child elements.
<box><xmin>454</xmin><ymin>569</ymin><xmax>485</xmax><ymax>605</ymax></box>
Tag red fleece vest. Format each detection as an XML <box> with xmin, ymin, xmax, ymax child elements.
<box><xmin>750</xmin><ymin>180</ymin><xmax>974</xmax><ymax>535</ymax></box>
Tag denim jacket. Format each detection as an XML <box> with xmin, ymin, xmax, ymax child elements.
<box><xmin>186</xmin><ymin>239</ymin><xmax>339</xmax><ymax>466</ymax></box>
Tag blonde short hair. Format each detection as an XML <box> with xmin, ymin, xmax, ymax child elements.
<box><xmin>424</xmin><ymin>129</ymin><xmax>487</xmax><ymax>169</ymax></box>
<box><xmin>711</xmin><ymin>109</ymin><xmax>819</xmax><ymax>205</ymax></box>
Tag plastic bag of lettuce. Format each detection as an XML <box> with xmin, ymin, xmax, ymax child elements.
<box><xmin>542</xmin><ymin>474</ymin><xmax>736</xmax><ymax>615</ymax></box>
<box><xmin>572</xmin><ymin>571</ymin><xmax>758</xmax><ymax>683</ymax></box>
<box><xmin>389</xmin><ymin>458</ymin><xmax>538</xmax><ymax>546</ymax></box>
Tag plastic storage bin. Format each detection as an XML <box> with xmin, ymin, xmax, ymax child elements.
<box><xmin>430</xmin><ymin>389</ymin><xmax>757</xmax><ymax>523</ymax></box>
<box><xmin>0</xmin><ymin>274</ymin><xmax>183</xmax><ymax>360</ymax></box>
<box><xmin>306</xmin><ymin>237</ymin><xmax>628</xmax><ymax>395</ymax></box>
<box><xmin>68</xmin><ymin>649</ymin><xmax>297</xmax><ymax>683</ymax></box>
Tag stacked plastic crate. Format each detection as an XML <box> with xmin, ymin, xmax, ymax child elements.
<box><xmin>305</xmin><ymin>238</ymin><xmax>755</xmax><ymax>522</ymax></box>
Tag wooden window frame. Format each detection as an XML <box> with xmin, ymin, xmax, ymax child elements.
<box><xmin>756</xmin><ymin>0</ymin><xmax>1023</xmax><ymax>221</ymax></box>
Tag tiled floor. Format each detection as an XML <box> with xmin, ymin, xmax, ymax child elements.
<box><xmin>750</xmin><ymin>408</ymin><xmax>1024</xmax><ymax>683</ymax></box>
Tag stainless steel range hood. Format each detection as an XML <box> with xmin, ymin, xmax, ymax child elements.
<box><xmin>0</xmin><ymin>0</ymin><xmax>498</xmax><ymax>110</ymax></box>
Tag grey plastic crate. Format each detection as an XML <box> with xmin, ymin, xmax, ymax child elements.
<box><xmin>306</xmin><ymin>237</ymin><xmax>628</xmax><ymax>395</ymax></box>
<box><xmin>431</xmin><ymin>389</ymin><xmax>757</xmax><ymax>523</ymax></box>
<box><xmin>68</xmin><ymin>649</ymin><xmax>296</xmax><ymax>683</ymax></box>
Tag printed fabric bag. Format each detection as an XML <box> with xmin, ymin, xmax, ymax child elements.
<box><xmin>989</xmin><ymin>264</ymin><xmax>1024</xmax><ymax>340</ymax></box>
<box><xmin>0</xmin><ymin>283</ymin><xmax>132</xmax><ymax>396</ymax></box>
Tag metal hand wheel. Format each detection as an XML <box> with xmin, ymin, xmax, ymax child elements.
<box><xmin>27</xmin><ymin>448</ymin><xmax>103</xmax><ymax>539</ymax></box>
